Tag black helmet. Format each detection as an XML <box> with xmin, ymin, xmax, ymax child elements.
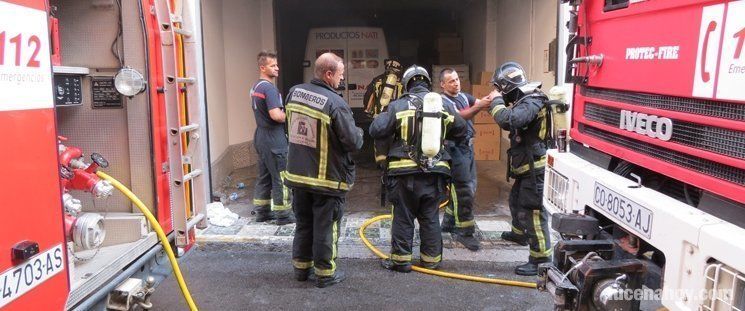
<box><xmin>402</xmin><ymin>65</ymin><xmax>431</xmax><ymax>91</ymax></box>
<box><xmin>491</xmin><ymin>62</ymin><xmax>528</xmax><ymax>95</ymax></box>
<box><xmin>384</xmin><ymin>59</ymin><xmax>403</xmax><ymax>74</ymax></box>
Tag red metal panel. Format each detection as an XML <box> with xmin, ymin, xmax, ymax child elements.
<box><xmin>141</xmin><ymin>0</ymin><xmax>173</xmax><ymax>232</ymax></box>
<box><xmin>571</xmin><ymin>0</ymin><xmax>745</xmax><ymax>205</ymax></box>
<box><xmin>0</xmin><ymin>1</ymin><xmax>69</xmax><ymax>309</ymax></box>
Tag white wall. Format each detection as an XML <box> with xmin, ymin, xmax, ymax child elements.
<box><xmin>460</xmin><ymin>0</ymin><xmax>488</xmax><ymax>81</ymax></box>
<box><xmin>204</xmin><ymin>0</ymin><xmax>276</xmax><ymax>163</ymax></box>
<box><xmin>203</xmin><ymin>0</ymin><xmax>229</xmax><ymax>163</ymax></box>
<box><xmin>493</xmin><ymin>0</ymin><xmax>557</xmax><ymax>88</ymax></box>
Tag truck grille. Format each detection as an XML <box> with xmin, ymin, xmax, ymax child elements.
<box><xmin>582</xmin><ymin>87</ymin><xmax>745</xmax><ymax>121</ymax></box>
<box><xmin>703</xmin><ymin>262</ymin><xmax>745</xmax><ymax>311</ymax></box>
<box><xmin>584</xmin><ymin>103</ymin><xmax>745</xmax><ymax>160</ymax></box>
<box><xmin>546</xmin><ymin>168</ymin><xmax>570</xmax><ymax>212</ymax></box>
<box><xmin>579</xmin><ymin>125</ymin><xmax>745</xmax><ymax>186</ymax></box>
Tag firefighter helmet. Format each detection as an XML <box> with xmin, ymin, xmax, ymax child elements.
<box><xmin>384</xmin><ymin>59</ymin><xmax>403</xmax><ymax>75</ymax></box>
<box><xmin>491</xmin><ymin>62</ymin><xmax>528</xmax><ymax>95</ymax></box>
<box><xmin>402</xmin><ymin>65</ymin><xmax>431</xmax><ymax>91</ymax></box>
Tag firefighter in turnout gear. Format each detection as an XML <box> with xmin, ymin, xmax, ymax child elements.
<box><xmin>363</xmin><ymin>59</ymin><xmax>404</xmax><ymax>169</ymax></box>
<box><xmin>250</xmin><ymin>51</ymin><xmax>294</xmax><ymax>225</ymax></box>
<box><xmin>488</xmin><ymin>62</ymin><xmax>552</xmax><ymax>276</ymax></box>
<box><xmin>438</xmin><ymin>67</ymin><xmax>493</xmax><ymax>251</ymax></box>
<box><xmin>370</xmin><ymin>65</ymin><xmax>468</xmax><ymax>272</ymax></box>
<box><xmin>286</xmin><ymin>53</ymin><xmax>364</xmax><ymax>288</ymax></box>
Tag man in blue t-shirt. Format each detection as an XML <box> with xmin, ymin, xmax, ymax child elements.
<box><xmin>250</xmin><ymin>51</ymin><xmax>293</xmax><ymax>225</ymax></box>
<box><xmin>439</xmin><ymin>68</ymin><xmax>491</xmax><ymax>251</ymax></box>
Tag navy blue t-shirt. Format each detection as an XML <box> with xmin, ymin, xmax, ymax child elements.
<box><xmin>251</xmin><ymin>79</ymin><xmax>284</xmax><ymax>129</ymax></box>
<box><xmin>442</xmin><ymin>92</ymin><xmax>476</xmax><ymax>138</ymax></box>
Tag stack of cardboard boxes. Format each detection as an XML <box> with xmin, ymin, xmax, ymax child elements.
<box><xmin>471</xmin><ymin>71</ymin><xmax>501</xmax><ymax>161</ymax></box>
<box><xmin>436</xmin><ymin>34</ymin><xmax>464</xmax><ymax>64</ymax></box>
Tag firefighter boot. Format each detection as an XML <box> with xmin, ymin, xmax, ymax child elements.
<box><xmin>515</xmin><ymin>259</ymin><xmax>550</xmax><ymax>276</ymax></box>
<box><xmin>316</xmin><ymin>270</ymin><xmax>346</xmax><ymax>288</ymax></box>
<box><xmin>252</xmin><ymin>207</ymin><xmax>274</xmax><ymax>223</ymax></box>
<box><xmin>274</xmin><ymin>210</ymin><xmax>296</xmax><ymax>225</ymax></box>
<box><xmin>453</xmin><ymin>233</ymin><xmax>481</xmax><ymax>251</ymax></box>
<box><xmin>381</xmin><ymin>259</ymin><xmax>412</xmax><ymax>273</ymax></box>
<box><xmin>294</xmin><ymin>268</ymin><xmax>316</xmax><ymax>282</ymax></box>
<box><xmin>419</xmin><ymin>260</ymin><xmax>440</xmax><ymax>270</ymax></box>
<box><xmin>501</xmin><ymin>231</ymin><xmax>528</xmax><ymax>246</ymax></box>
<box><xmin>441</xmin><ymin>214</ymin><xmax>455</xmax><ymax>233</ymax></box>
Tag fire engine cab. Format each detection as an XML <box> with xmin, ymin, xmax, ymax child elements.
<box><xmin>540</xmin><ymin>0</ymin><xmax>745</xmax><ymax>310</ymax></box>
<box><xmin>0</xmin><ymin>0</ymin><xmax>208</xmax><ymax>309</ymax></box>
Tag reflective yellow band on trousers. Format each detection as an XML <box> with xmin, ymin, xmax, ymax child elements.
<box><xmin>511</xmin><ymin>156</ymin><xmax>547</xmax><ymax>175</ymax></box>
<box><xmin>253</xmin><ymin>198</ymin><xmax>271</xmax><ymax>206</ymax></box>
<box><xmin>283</xmin><ymin>171</ymin><xmax>349</xmax><ymax>191</ymax></box>
<box><xmin>293</xmin><ymin>260</ymin><xmax>313</xmax><ymax>269</ymax></box>
<box><xmin>420</xmin><ymin>253</ymin><xmax>442</xmax><ymax>263</ymax></box>
<box><xmin>530</xmin><ymin>249</ymin><xmax>553</xmax><ymax>258</ymax></box>
<box><xmin>391</xmin><ymin>254</ymin><xmax>412</xmax><ymax>262</ymax></box>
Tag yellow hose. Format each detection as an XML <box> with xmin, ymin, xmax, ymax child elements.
<box><xmin>359</xmin><ymin>214</ymin><xmax>537</xmax><ymax>289</ymax></box>
<box><xmin>97</xmin><ymin>171</ymin><xmax>198</xmax><ymax>311</ymax></box>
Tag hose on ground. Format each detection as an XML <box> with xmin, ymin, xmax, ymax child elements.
<box><xmin>358</xmin><ymin>214</ymin><xmax>537</xmax><ymax>289</ymax></box>
<box><xmin>97</xmin><ymin>171</ymin><xmax>198</xmax><ymax>311</ymax></box>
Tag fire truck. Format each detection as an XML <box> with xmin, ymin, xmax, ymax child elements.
<box><xmin>0</xmin><ymin>0</ymin><xmax>208</xmax><ymax>309</ymax></box>
<box><xmin>539</xmin><ymin>0</ymin><xmax>745</xmax><ymax>310</ymax></box>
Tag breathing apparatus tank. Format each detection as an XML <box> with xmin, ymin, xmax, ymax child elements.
<box><xmin>378</xmin><ymin>72</ymin><xmax>399</xmax><ymax>112</ymax></box>
<box><xmin>547</xmin><ymin>85</ymin><xmax>570</xmax><ymax>140</ymax></box>
<box><xmin>420</xmin><ymin>92</ymin><xmax>444</xmax><ymax>159</ymax></box>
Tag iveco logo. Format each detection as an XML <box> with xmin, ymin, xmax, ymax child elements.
<box><xmin>619</xmin><ymin>110</ymin><xmax>673</xmax><ymax>141</ymax></box>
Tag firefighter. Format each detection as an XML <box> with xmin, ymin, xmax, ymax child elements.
<box><xmin>250</xmin><ymin>51</ymin><xmax>293</xmax><ymax>225</ymax></box>
<box><xmin>438</xmin><ymin>67</ymin><xmax>492</xmax><ymax>251</ymax></box>
<box><xmin>370</xmin><ymin>65</ymin><xmax>468</xmax><ymax>272</ymax></box>
<box><xmin>285</xmin><ymin>52</ymin><xmax>364</xmax><ymax>288</ymax></box>
<box><xmin>364</xmin><ymin>59</ymin><xmax>404</xmax><ymax>170</ymax></box>
<box><xmin>363</xmin><ymin>59</ymin><xmax>404</xmax><ymax>117</ymax></box>
<box><xmin>488</xmin><ymin>62</ymin><xmax>552</xmax><ymax>276</ymax></box>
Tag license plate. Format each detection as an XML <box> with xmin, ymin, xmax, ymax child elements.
<box><xmin>593</xmin><ymin>183</ymin><xmax>653</xmax><ymax>239</ymax></box>
<box><xmin>0</xmin><ymin>244</ymin><xmax>65</xmax><ymax>308</ymax></box>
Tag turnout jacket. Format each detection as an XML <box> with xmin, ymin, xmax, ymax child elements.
<box><xmin>284</xmin><ymin>78</ymin><xmax>364</xmax><ymax>196</ymax></box>
<box><xmin>369</xmin><ymin>86</ymin><xmax>468</xmax><ymax>177</ymax></box>
<box><xmin>489</xmin><ymin>92</ymin><xmax>549</xmax><ymax>178</ymax></box>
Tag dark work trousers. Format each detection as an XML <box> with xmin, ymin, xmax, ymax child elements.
<box><xmin>388</xmin><ymin>173</ymin><xmax>446</xmax><ymax>265</ymax></box>
<box><xmin>509</xmin><ymin>171</ymin><xmax>552</xmax><ymax>262</ymax></box>
<box><xmin>291</xmin><ymin>188</ymin><xmax>344</xmax><ymax>277</ymax></box>
<box><xmin>444</xmin><ymin>142</ymin><xmax>477</xmax><ymax>234</ymax></box>
<box><xmin>252</xmin><ymin>128</ymin><xmax>291</xmax><ymax>213</ymax></box>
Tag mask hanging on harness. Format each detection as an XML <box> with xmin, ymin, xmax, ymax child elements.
<box><xmin>408</xmin><ymin>92</ymin><xmax>445</xmax><ymax>170</ymax></box>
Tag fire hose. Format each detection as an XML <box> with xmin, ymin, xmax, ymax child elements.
<box><xmin>96</xmin><ymin>171</ymin><xmax>198</xmax><ymax>311</ymax></box>
<box><xmin>358</xmin><ymin>212</ymin><xmax>537</xmax><ymax>289</ymax></box>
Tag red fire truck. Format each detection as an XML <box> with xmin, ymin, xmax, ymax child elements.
<box><xmin>0</xmin><ymin>0</ymin><xmax>207</xmax><ymax>309</ymax></box>
<box><xmin>539</xmin><ymin>0</ymin><xmax>745</xmax><ymax>310</ymax></box>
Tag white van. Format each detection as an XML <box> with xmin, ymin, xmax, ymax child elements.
<box><xmin>303</xmin><ymin>27</ymin><xmax>389</xmax><ymax>108</ymax></box>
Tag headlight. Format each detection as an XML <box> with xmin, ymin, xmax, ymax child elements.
<box><xmin>114</xmin><ymin>67</ymin><xmax>147</xmax><ymax>97</ymax></box>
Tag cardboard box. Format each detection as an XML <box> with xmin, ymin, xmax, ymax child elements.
<box><xmin>471</xmin><ymin>84</ymin><xmax>493</xmax><ymax>98</ymax></box>
<box><xmin>473</xmin><ymin>109</ymin><xmax>493</xmax><ymax>124</ymax></box>
<box><xmin>479</xmin><ymin>71</ymin><xmax>494</xmax><ymax>85</ymax></box>
<box><xmin>436</xmin><ymin>37</ymin><xmax>463</xmax><ymax>52</ymax></box>
<box><xmin>473</xmin><ymin>124</ymin><xmax>501</xmax><ymax>161</ymax></box>
<box><xmin>460</xmin><ymin>81</ymin><xmax>471</xmax><ymax>93</ymax></box>
<box><xmin>438</xmin><ymin>51</ymin><xmax>464</xmax><ymax>64</ymax></box>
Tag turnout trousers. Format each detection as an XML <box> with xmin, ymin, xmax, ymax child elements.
<box><xmin>509</xmin><ymin>172</ymin><xmax>552</xmax><ymax>262</ymax></box>
<box><xmin>444</xmin><ymin>142</ymin><xmax>477</xmax><ymax>234</ymax></box>
<box><xmin>252</xmin><ymin>128</ymin><xmax>291</xmax><ymax>214</ymax></box>
<box><xmin>291</xmin><ymin>188</ymin><xmax>344</xmax><ymax>277</ymax></box>
<box><xmin>388</xmin><ymin>174</ymin><xmax>446</xmax><ymax>266</ymax></box>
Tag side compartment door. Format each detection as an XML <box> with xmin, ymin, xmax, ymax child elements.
<box><xmin>0</xmin><ymin>1</ymin><xmax>69</xmax><ymax>309</ymax></box>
